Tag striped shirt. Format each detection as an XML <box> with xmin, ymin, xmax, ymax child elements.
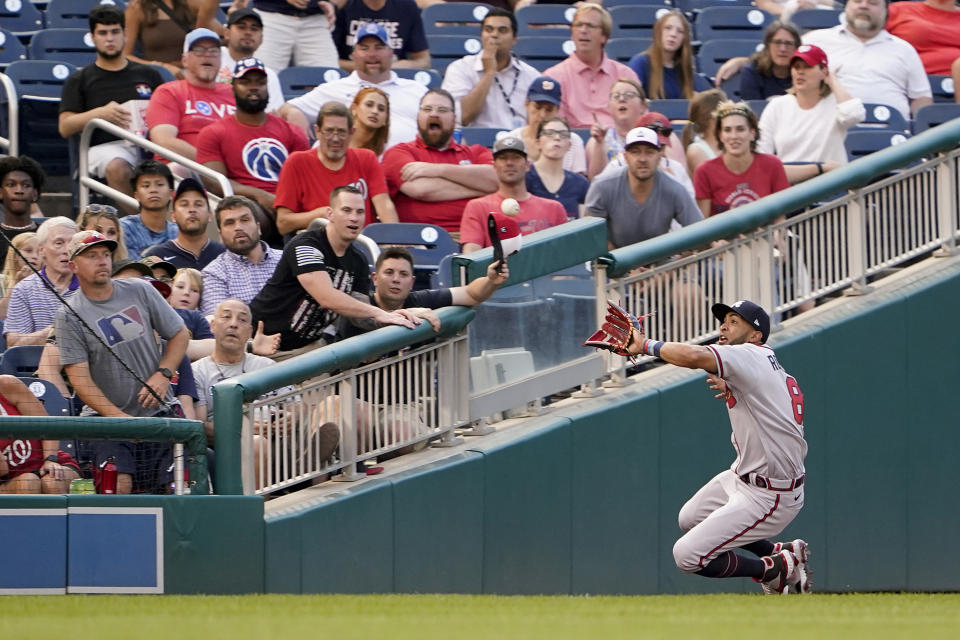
<box><xmin>4</xmin><ymin>267</ymin><xmax>79</xmax><ymax>336</ymax></box>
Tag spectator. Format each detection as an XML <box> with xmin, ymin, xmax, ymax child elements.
<box><xmin>0</xmin><ymin>156</ymin><xmax>44</xmax><ymax>265</ymax></box>
<box><xmin>243</xmin><ymin>0</ymin><xmax>337</xmax><ymax>71</ymax></box>
<box><xmin>197</xmin><ymin>57</ymin><xmax>310</xmax><ymax>219</ymax></box>
<box><xmin>4</xmin><ymin>218</ymin><xmax>79</xmax><ymax>346</ymax></box>
<box><xmin>279</xmin><ymin>22</ymin><xmax>427</xmax><ymax>150</ymax></box>
<box><xmin>0</xmin><ymin>376</ymin><xmax>80</xmax><ymax>494</ymax></box>
<box><xmin>275</xmin><ymin>101</ymin><xmax>396</xmax><ymax>234</ymax></box>
<box><xmin>756</xmin><ymin>0</ymin><xmax>834</xmax><ymax>22</ymax></box>
<box><xmin>543</xmin><ymin>3</ymin><xmax>640</xmax><ymax>128</ymax></box>
<box><xmin>140</xmin><ymin>255</ymin><xmax>178</xmax><ymax>285</ymax></box>
<box><xmin>684</xmin><ymin>89</ymin><xmax>727</xmax><ymax>178</ymax></box>
<box><xmin>694</xmin><ymin>101</ymin><xmax>790</xmax><ymax>218</ymax></box>
<box><xmin>334</xmin><ymin>0</ymin><xmax>431</xmax><ymax>70</ymax></box>
<box><xmin>0</xmin><ymin>232</ymin><xmax>38</xmax><ymax>320</ymax></box>
<box><xmin>526</xmin><ymin>117</ymin><xmax>589</xmax><ymax>218</ymax></box>
<box><xmin>201</xmin><ymin>195</ymin><xmax>283</xmax><ymax>316</ymax></box>
<box><xmin>123</xmin><ymin>0</ymin><xmax>222</xmax><ymax>78</ymax></box>
<box><xmin>508</xmin><ymin>77</ymin><xmax>587</xmax><ymax>175</ymax></box>
<box><xmin>739</xmin><ymin>21</ymin><xmax>802</xmax><ymax>101</ymax></box>
<box><xmin>349</xmin><ymin>88</ymin><xmax>391</xmax><ymax>157</ymax></box>
<box><xmin>460</xmin><ymin>136</ymin><xmax>568</xmax><ymax>253</ymax></box>
<box><xmin>629</xmin><ymin>9</ymin><xmax>707</xmax><ymax>100</ymax></box>
<box><xmin>886</xmin><ymin>0</ymin><xmax>960</xmax><ymax>103</ymax></box>
<box><xmin>586</xmin><ymin>78</ymin><xmax>648</xmax><ymax>180</ymax></box>
<box><xmin>441</xmin><ymin>7</ymin><xmax>540</xmax><ymax>129</ymax></box>
<box><xmin>170</xmin><ymin>268</ymin><xmax>203</xmax><ymax>311</ymax></box>
<box><xmin>250</xmin><ymin>186</ymin><xmax>418</xmax><ymax>357</ymax></box>
<box><xmin>216</xmin><ymin>9</ymin><xmax>285</xmax><ymax>113</ymax></box>
<box><xmin>77</xmin><ymin>205</ymin><xmax>129</xmax><ymax>260</ymax></box>
<box><xmin>59</xmin><ymin>5</ymin><xmax>166</xmax><ymax>214</ymax></box>
<box><xmin>146</xmin><ymin>28</ymin><xmax>237</xmax><ymax>164</ymax></box>
<box><xmin>143</xmin><ymin>178</ymin><xmax>225</xmax><ymax>270</ymax></box>
<box><xmin>57</xmin><ymin>230</ymin><xmax>190</xmax><ymax>494</ymax></box>
<box><xmin>382</xmin><ymin>89</ymin><xmax>497</xmax><ymax>233</ymax></box>
<box><xmin>758</xmin><ymin>44</ymin><xmax>864</xmax><ymax>184</ymax></box>
<box><xmin>121</xmin><ymin>160</ymin><xmax>179</xmax><ymax>258</ymax></box>
<box><xmin>586</xmin><ymin>127</ymin><xmax>702</xmax><ymax>249</ymax></box>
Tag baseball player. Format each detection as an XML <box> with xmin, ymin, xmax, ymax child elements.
<box><xmin>592</xmin><ymin>299</ymin><xmax>811</xmax><ymax>593</ymax></box>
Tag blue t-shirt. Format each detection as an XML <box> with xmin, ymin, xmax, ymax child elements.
<box><xmin>174</xmin><ymin>308</ymin><xmax>213</xmax><ymax>340</ymax></box>
<box><xmin>120</xmin><ymin>215</ymin><xmax>178</xmax><ymax>259</ymax></box>
<box><xmin>144</xmin><ymin>239</ymin><xmax>226</xmax><ymax>271</ymax></box>
<box><xmin>738</xmin><ymin>63</ymin><xmax>792</xmax><ymax>101</ymax></box>
<box><xmin>628</xmin><ymin>53</ymin><xmax>709</xmax><ymax>100</ymax></box>
<box><xmin>333</xmin><ymin>0</ymin><xmax>429</xmax><ymax>61</ymax></box>
<box><xmin>525</xmin><ymin>164</ymin><xmax>589</xmax><ymax>218</ymax></box>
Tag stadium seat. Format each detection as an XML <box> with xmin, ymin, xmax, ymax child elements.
<box><xmin>0</xmin><ymin>320</ymin><xmax>5</xmax><ymax>352</ymax></box>
<box><xmin>513</xmin><ymin>36</ymin><xmax>571</xmax><ymax>72</ymax></box>
<box><xmin>912</xmin><ymin>103</ymin><xmax>960</xmax><ymax>134</ymax></box>
<box><xmin>609</xmin><ymin>5</ymin><xmax>671</xmax><ymax>39</ymax></box>
<box><xmin>461</xmin><ymin>126</ymin><xmax>510</xmax><ymax>148</ymax></box>
<box><xmin>844</xmin><ymin>130</ymin><xmax>910</xmax><ymax>162</ymax></box>
<box><xmin>149</xmin><ymin>62</ymin><xmax>176</xmax><ymax>83</ymax></box>
<box><xmin>0</xmin><ymin>1</ymin><xmax>44</xmax><ymax>39</ymax></box>
<box><xmin>606</xmin><ymin>0</ymin><xmax>671</xmax><ymax>7</ymax></box>
<box><xmin>719</xmin><ymin>72</ymin><xmax>741</xmax><ymax>100</ymax></box>
<box><xmin>393</xmin><ymin>67</ymin><xmax>442</xmax><ymax>89</ymax></box>
<box><xmin>277</xmin><ymin>66</ymin><xmax>345</xmax><ymax>101</ymax></box>
<box><xmin>361</xmin><ymin>223</ymin><xmax>458</xmax><ymax>290</ymax></box>
<box><xmin>422</xmin><ymin>3</ymin><xmax>493</xmax><ymax>38</ymax></box>
<box><xmin>17</xmin><ymin>376</ymin><xmax>71</xmax><ymax>416</ymax></box>
<box><xmin>424</xmin><ymin>35</ymin><xmax>480</xmax><ymax>74</ymax></box>
<box><xmin>693</xmin><ymin>7</ymin><xmax>773</xmax><ymax>43</ymax></box>
<box><xmin>647</xmin><ymin>99</ymin><xmax>690</xmax><ymax>122</ymax></box>
<box><xmin>790</xmin><ymin>8</ymin><xmax>842</xmax><ymax>32</ymax></box>
<box><xmin>927</xmin><ymin>74</ymin><xmax>955</xmax><ymax>103</ymax></box>
<box><xmin>0</xmin><ymin>345</ymin><xmax>43</xmax><ymax>376</ymax></box>
<box><xmin>605</xmin><ymin>38</ymin><xmax>652</xmax><ymax>65</ymax></box>
<box><xmin>46</xmin><ymin>0</ymin><xmax>128</xmax><ymax>29</ymax></box>
<box><xmin>516</xmin><ymin>5</ymin><xmax>576</xmax><ymax>37</ymax></box>
<box><xmin>572</xmin><ymin>128</ymin><xmax>590</xmax><ymax>145</ymax></box>
<box><xmin>696</xmin><ymin>39</ymin><xmax>762</xmax><ymax>80</ymax></box>
<box><xmin>675</xmin><ymin>0</ymin><xmax>754</xmax><ymax>11</ymax></box>
<box><xmin>29</xmin><ymin>29</ymin><xmax>97</xmax><ymax>67</ymax></box>
<box><xmin>745</xmin><ymin>99</ymin><xmax>768</xmax><ymax>118</ymax></box>
<box><xmin>854</xmin><ymin>103</ymin><xmax>910</xmax><ymax>133</ymax></box>
<box><xmin>0</xmin><ymin>29</ymin><xmax>27</xmax><ymax>69</ymax></box>
<box><xmin>430</xmin><ymin>253</ymin><xmax>458</xmax><ymax>288</ymax></box>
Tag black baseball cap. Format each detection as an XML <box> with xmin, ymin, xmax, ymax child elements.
<box><xmin>711</xmin><ymin>300</ymin><xmax>770</xmax><ymax>343</ymax></box>
<box><xmin>227</xmin><ymin>7</ymin><xmax>262</xmax><ymax>27</ymax></box>
<box><xmin>174</xmin><ymin>177</ymin><xmax>208</xmax><ymax>203</ymax></box>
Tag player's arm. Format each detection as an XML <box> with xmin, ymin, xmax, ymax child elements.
<box><xmin>625</xmin><ymin>334</ymin><xmax>718</xmax><ymax>374</ymax></box>
<box><xmin>63</xmin><ymin>361</ymin><xmax>130</xmax><ymax>418</ymax></box>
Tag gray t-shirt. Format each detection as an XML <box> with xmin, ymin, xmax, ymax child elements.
<box><xmin>55</xmin><ymin>278</ymin><xmax>186</xmax><ymax>417</ymax></box>
<box><xmin>192</xmin><ymin>353</ymin><xmax>279</xmax><ymax>423</ymax></box>
<box><xmin>586</xmin><ymin>167</ymin><xmax>703</xmax><ymax>249</ymax></box>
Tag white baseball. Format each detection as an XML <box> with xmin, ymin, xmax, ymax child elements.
<box><xmin>500</xmin><ymin>198</ymin><xmax>520</xmax><ymax>216</ymax></box>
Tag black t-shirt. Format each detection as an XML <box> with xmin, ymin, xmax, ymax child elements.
<box><xmin>250</xmin><ymin>229</ymin><xmax>371</xmax><ymax>350</ymax></box>
<box><xmin>0</xmin><ymin>225</ymin><xmax>37</xmax><ymax>268</ymax></box>
<box><xmin>59</xmin><ymin>61</ymin><xmax>164</xmax><ymax>147</ymax></box>
<box><xmin>340</xmin><ymin>286</ymin><xmax>452</xmax><ymax>341</ymax></box>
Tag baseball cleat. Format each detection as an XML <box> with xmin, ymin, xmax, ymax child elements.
<box><xmin>774</xmin><ymin>539</ymin><xmax>812</xmax><ymax>593</ymax></box>
<box><xmin>758</xmin><ymin>550</ymin><xmax>801</xmax><ymax>595</ymax></box>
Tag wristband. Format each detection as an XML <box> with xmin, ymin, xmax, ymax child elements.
<box><xmin>45</xmin><ymin>454</ymin><xmax>59</xmax><ymax>463</ymax></box>
<box><xmin>815</xmin><ymin>162</ymin><xmax>823</xmax><ymax>175</ymax></box>
<box><xmin>246</xmin><ymin>340</ymin><xmax>254</xmax><ymax>354</ymax></box>
<box><xmin>642</xmin><ymin>339</ymin><xmax>664</xmax><ymax>358</ymax></box>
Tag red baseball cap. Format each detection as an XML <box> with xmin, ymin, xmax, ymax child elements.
<box><xmin>634</xmin><ymin>112</ymin><xmax>673</xmax><ymax>145</ymax></box>
<box><xmin>791</xmin><ymin>44</ymin><xmax>828</xmax><ymax>68</ymax></box>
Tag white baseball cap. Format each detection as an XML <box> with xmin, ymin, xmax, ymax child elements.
<box><xmin>624</xmin><ymin>126</ymin><xmax>661</xmax><ymax>150</ymax></box>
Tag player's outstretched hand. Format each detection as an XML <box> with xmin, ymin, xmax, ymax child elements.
<box><xmin>584</xmin><ymin>300</ymin><xmax>649</xmax><ymax>359</ymax></box>
<box><xmin>706</xmin><ymin>373</ymin><xmax>731</xmax><ymax>402</ymax></box>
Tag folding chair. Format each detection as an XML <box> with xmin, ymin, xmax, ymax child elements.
<box><xmin>912</xmin><ymin>103</ymin><xmax>960</xmax><ymax>134</ymax></box>
<box><xmin>516</xmin><ymin>5</ymin><xmax>576</xmax><ymax>37</ymax></box>
<box><xmin>693</xmin><ymin>7</ymin><xmax>773</xmax><ymax>43</ymax></box>
<box><xmin>854</xmin><ymin>103</ymin><xmax>910</xmax><ymax>133</ymax></box>
<box><xmin>361</xmin><ymin>223</ymin><xmax>459</xmax><ymax>291</ymax></box>
<box><xmin>46</xmin><ymin>0</ymin><xmax>129</xmax><ymax>29</ymax></box>
<box><xmin>461</xmin><ymin>126</ymin><xmax>509</xmax><ymax>148</ymax></box>
<box><xmin>0</xmin><ymin>1</ymin><xmax>44</xmax><ymax>39</ymax></box>
<box><xmin>696</xmin><ymin>39</ymin><xmax>762</xmax><ymax>80</ymax></box>
<box><xmin>605</xmin><ymin>38</ymin><xmax>652</xmax><ymax>66</ymax></box>
<box><xmin>0</xmin><ymin>345</ymin><xmax>44</xmax><ymax>376</ymax></box>
<box><xmin>647</xmin><ymin>99</ymin><xmax>691</xmax><ymax>122</ymax></box>
<box><xmin>422</xmin><ymin>3</ymin><xmax>493</xmax><ymax>38</ymax></box>
<box><xmin>17</xmin><ymin>377</ymin><xmax>72</xmax><ymax>417</ymax></box>
<box><xmin>675</xmin><ymin>0</ymin><xmax>754</xmax><ymax>12</ymax></box>
<box><xmin>844</xmin><ymin>130</ymin><xmax>911</xmax><ymax>162</ymax></box>
<box><xmin>927</xmin><ymin>74</ymin><xmax>955</xmax><ymax>103</ymax></box>
<box><xmin>790</xmin><ymin>8</ymin><xmax>842</xmax><ymax>32</ymax></box>
<box><xmin>29</xmin><ymin>29</ymin><xmax>97</xmax><ymax>67</ymax></box>
<box><xmin>393</xmin><ymin>67</ymin><xmax>443</xmax><ymax>89</ymax></box>
<box><xmin>0</xmin><ymin>29</ymin><xmax>27</xmax><ymax>69</ymax></box>
<box><xmin>426</xmin><ymin>35</ymin><xmax>482</xmax><ymax>74</ymax></box>
<box><xmin>277</xmin><ymin>66</ymin><xmax>345</xmax><ymax>101</ymax></box>
<box><xmin>610</xmin><ymin>5</ymin><xmax>671</xmax><ymax>39</ymax></box>
<box><xmin>513</xmin><ymin>36</ymin><xmax>571</xmax><ymax>72</ymax></box>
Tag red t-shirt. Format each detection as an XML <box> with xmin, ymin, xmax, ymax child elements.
<box><xmin>274</xmin><ymin>147</ymin><xmax>388</xmax><ymax>227</ymax></box>
<box><xmin>693</xmin><ymin>153</ymin><xmax>790</xmax><ymax>217</ymax></box>
<box><xmin>196</xmin><ymin>114</ymin><xmax>309</xmax><ymax>194</ymax></box>
<box><xmin>145</xmin><ymin>80</ymin><xmax>236</xmax><ymax>149</ymax></box>
<box><xmin>460</xmin><ymin>192</ymin><xmax>568</xmax><ymax>247</ymax></box>
<box><xmin>382</xmin><ymin>137</ymin><xmax>494</xmax><ymax>232</ymax></box>
<box><xmin>887</xmin><ymin>2</ymin><xmax>960</xmax><ymax>75</ymax></box>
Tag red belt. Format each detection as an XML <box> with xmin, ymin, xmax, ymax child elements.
<box><xmin>739</xmin><ymin>472</ymin><xmax>804</xmax><ymax>491</ymax></box>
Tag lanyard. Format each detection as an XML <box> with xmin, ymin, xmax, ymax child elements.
<box><xmin>492</xmin><ymin>60</ymin><xmax>521</xmax><ymax>121</ymax></box>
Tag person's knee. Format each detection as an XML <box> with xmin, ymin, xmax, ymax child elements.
<box><xmin>951</xmin><ymin>56</ymin><xmax>960</xmax><ymax>75</ymax></box>
<box><xmin>104</xmin><ymin>158</ymin><xmax>133</xmax><ymax>187</ymax></box>
<box><xmin>2</xmin><ymin>473</ymin><xmax>41</xmax><ymax>494</ymax></box>
<box><xmin>677</xmin><ymin>501</ymin><xmax>698</xmax><ymax>533</ymax></box>
<box><xmin>41</xmin><ymin>474</ymin><xmax>69</xmax><ymax>494</ymax></box>
<box><xmin>672</xmin><ymin>536</ymin><xmax>701</xmax><ymax>573</ymax></box>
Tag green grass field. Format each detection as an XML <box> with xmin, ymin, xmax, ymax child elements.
<box><xmin>1</xmin><ymin>593</ymin><xmax>958</xmax><ymax>639</ymax></box>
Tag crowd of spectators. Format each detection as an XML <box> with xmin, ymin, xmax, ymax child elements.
<box><xmin>1</xmin><ymin>0</ymin><xmax>955</xmax><ymax>494</ymax></box>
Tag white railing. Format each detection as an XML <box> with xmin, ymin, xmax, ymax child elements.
<box><xmin>0</xmin><ymin>72</ymin><xmax>18</xmax><ymax>155</ymax></box>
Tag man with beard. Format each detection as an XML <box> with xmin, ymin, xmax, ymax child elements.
<box><xmin>146</xmin><ymin>28</ymin><xmax>237</xmax><ymax>164</ymax></box>
<box><xmin>143</xmin><ymin>178</ymin><xmax>225</xmax><ymax>270</ymax></box>
<box><xmin>381</xmin><ymin>89</ymin><xmax>497</xmax><ymax>233</ymax></box>
<box><xmin>58</xmin><ymin>5</ymin><xmax>164</xmax><ymax>212</ymax></box>
<box><xmin>459</xmin><ymin>137</ymin><xmax>567</xmax><ymax>253</ymax></box>
<box><xmin>200</xmin><ymin>195</ymin><xmax>283</xmax><ymax>317</ymax></box>
<box><xmin>197</xmin><ymin>58</ymin><xmax>309</xmax><ymax>216</ymax></box>
<box><xmin>216</xmin><ymin>9</ymin><xmax>285</xmax><ymax>113</ymax></box>
<box><xmin>274</xmin><ymin>101</ymin><xmax>396</xmax><ymax>234</ymax></box>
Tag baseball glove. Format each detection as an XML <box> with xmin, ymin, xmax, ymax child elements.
<box><xmin>584</xmin><ymin>300</ymin><xmax>650</xmax><ymax>358</ymax></box>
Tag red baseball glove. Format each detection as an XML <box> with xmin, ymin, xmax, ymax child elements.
<box><xmin>584</xmin><ymin>300</ymin><xmax>650</xmax><ymax>358</ymax></box>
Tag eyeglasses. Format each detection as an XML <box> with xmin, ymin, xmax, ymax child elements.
<box><xmin>770</xmin><ymin>39</ymin><xmax>797</xmax><ymax>49</ymax></box>
<box><xmin>190</xmin><ymin>46</ymin><xmax>220</xmax><ymax>56</ymax></box>
<box><xmin>419</xmin><ymin>106</ymin><xmax>453</xmax><ymax>115</ymax></box>
<box><xmin>319</xmin><ymin>127</ymin><xmax>349</xmax><ymax>139</ymax></box>
<box><xmin>610</xmin><ymin>91</ymin><xmax>640</xmax><ymax>101</ymax></box>
<box><xmin>539</xmin><ymin>129</ymin><xmax>571</xmax><ymax>139</ymax></box>
<box><xmin>572</xmin><ymin>21</ymin><xmax>602</xmax><ymax>30</ymax></box>
<box><xmin>83</xmin><ymin>204</ymin><xmax>118</xmax><ymax>215</ymax></box>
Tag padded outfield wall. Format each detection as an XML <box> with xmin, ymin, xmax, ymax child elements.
<box><xmin>264</xmin><ymin>259</ymin><xmax>960</xmax><ymax>594</ymax></box>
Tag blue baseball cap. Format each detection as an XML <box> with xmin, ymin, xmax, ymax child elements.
<box><xmin>183</xmin><ymin>28</ymin><xmax>220</xmax><ymax>53</ymax></box>
<box><xmin>354</xmin><ymin>22</ymin><xmax>390</xmax><ymax>47</ymax></box>
<box><xmin>233</xmin><ymin>57</ymin><xmax>267</xmax><ymax>79</ymax></box>
<box><xmin>712</xmin><ymin>300</ymin><xmax>770</xmax><ymax>343</ymax></box>
<box><xmin>527</xmin><ymin>76</ymin><xmax>562</xmax><ymax>106</ymax></box>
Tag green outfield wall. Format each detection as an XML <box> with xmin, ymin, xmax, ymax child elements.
<box><xmin>263</xmin><ymin>260</ymin><xmax>960</xmax><ymax>594</ymax></box>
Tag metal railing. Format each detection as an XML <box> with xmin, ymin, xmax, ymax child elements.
<box><xmin>0</xmin><ymin>72</ymin><xmax>18</xmax><ymax>155</ymax></box>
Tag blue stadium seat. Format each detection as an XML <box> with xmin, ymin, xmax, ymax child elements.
<box><xmin>0</xmin><ymin>345</ymin><xmax>43</xmax><ymax>376</ymax></box>
<box><xmin>927</xmin><ymin>74</ymin><xmax>955</xmax><ymax>103</ymax></box>
<box><xmin>693</xmin><ymin>7</ymin><xmax>773</xmax><ymax>43</ymax></box>
<box><xmin>29</xmin><ymin>29</ymin><xmax>97</xmax><ymax>66</ymax></box>
<box><xmin>149</xmin><ymin>63</ymin><xmax>176</xmax><ymax>83</ymax></box>
<box><xmin>46</xmin><ymin>0</ymin><xmax>128</xmax><ymax>29</ymax></box>
<box><xmin>572</xmin><ymin>128</ymin><xmax>590</xmax><ymax>145</ymax></box>
<box><xmin>745</xmin><ymin>100</ymin><xmax>768</xmax><ymax>118</ymax></box>
<box><xmin>426</xmin><ymin>35</ymin><xmax>481</xmax><ymax>74</ymax></box>
<box><xmin>844</xmin><ymin>130</ymin><xmax>911</xmax><ymax>162</ymax></box>
<box><xmin>854</xmin><ymin>103</ymin><xmax>909</xmax><ymax>133</ymax></box>
<box><xmin>790</xmin><ymin>8</ymin><xmax>842</xmax><ymax>32</ymax></box>
<box><xmin>461</xmin><ymin>126</ymin><xmax>509</xmax><ymax>148</ymax></box>
<box><xmin>393</xmin><ymin>67</ymin><xmax>442</xmax><ymax>89</ymax></box>
<box><xmin>675</xmin><ymin>0</ymin><xmax>754</xmax><ymax>11</ymax></box>
<box><xmin>513</xmin><ymin>36</ymin><xmax>570</xmax><ymax>72</ymax></box>
<box><xmin>610</xmin><ymin>5</ymin><xmax>671</xmax><ymax>39</ymax></box>
<box><xmin>430</xmin><ymin>253</ymin><xmax>458</xmax><ymax>289</ymax></box>
<box><xmin>912</xmin><ymin>104</ymin><xmax>960</xmax><ymax>134</ymax></box>
<box><xmin>516</xmin><ymin>5</ymin><xmax>576</xmax><ymax>37</ymax></box>
<box><xmin>605</xmin><ymin>38</ymin><xmax>652</xmax><ymax>65</ymax></box>
<box><xmin>17</xmin><ymin>377</ymin><xmax>71</xmax><ymax>416</ymax></box>
<box><xmin>361</xmin><ymin>223</ymin><xmax>458</xmax><ymax>290</ymax></box>
<box><xmin>606</xmin><ymin>0</ymin><xmax>671</xmax><ymax>8</ymax></box>
<box><xmin>277</xmin><ymin>66</ymin><xmax>345</xmax><ymax>101</ymax></box>
<box><xmin>422</xmin><ymin>3</ymin><xmax>493</xmax><ymax>38</ymax></box>
<box><xmin>696</xmin><ymin>39</ymin><xmax>762</xmax><ymax>80</ymax></box>
<box><xmin>647</xmin><ymin>99</ymin><xmax>690</xmax><ymax>122</ymax></box>
<box><xmin>719</xmin><ymin>72</ymin><xmax>741</xmax><ymax>100</ymax></box>
<box><xmin>0</xmin><ymin>320</ymin><xmax>5</xmax><ymax>352</ymax></box>
<box><xmin>0</xmin><ymin>1</ymin><xmax>44</xmax><ymax>39</ymax></box>
<box><xmin>0</xmin><ymin>29</ymin><xmax>27</xmax><ymax>69</ymax></box>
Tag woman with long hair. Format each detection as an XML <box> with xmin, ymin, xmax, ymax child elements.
<box><xmin>758</xmin><ymin>44</ymin><xmax>864</xmax><ymax>184</ymax></box>
<box><xmin>0</xmin><ymin>232</ymin><xmax>39</xmax><ymax>320</ymax></box>
<box><xmin>628</xmin><ymin>10</ymin><xmax>706</xmax><ymax>100</ymax></box>
<box><xmin>683</xmin><ymin>88</ymin><xmax>727</xmax><ymax>176</ymax></box>
<box><xmin>349</xmin><ymin>88</ymin><xmax>391</xmax><ymax>158</ymax></box>
<box><xmin>77</xmin><ymin>205</ymin><xmax>129</xmax><ymax>261</ymax></box>
<box><xmin>739</xmin><ymin>21</ymin><xmax>802</xmax><ymax>101</ymax></box>
<box><xmin>123</xmin><ymin>0</ymin><xmax>222</xmax><ymax>78</ymax></box>
<box><xmin>527</xmin><ymin>117</ymin><xmax>590</xmax><ymax>218</ymax></box>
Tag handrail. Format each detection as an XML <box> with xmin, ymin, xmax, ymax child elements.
<box><xmin>78</xmin><ymin>118</ymin><xmax>234</xmax><ymax>210</ymax></box>
<box><xmin>604</xmin><ymin>117</ymin><xmax>960</xmax><ymax>278</ymax></box>
<box><xmin>0</xmin><ymin>72</ymin><xmax>18</xmax><ymax>156</ymax></box>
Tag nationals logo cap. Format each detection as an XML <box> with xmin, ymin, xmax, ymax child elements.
<box><xmin>712</xmin><ymin>300</ymin><xmax>770</xmax><ymax>343</ymax></box>
<box><xmin>791</xmin><ymin>44</ymin><xmax>828</xmax><ymax>68</ymax></box>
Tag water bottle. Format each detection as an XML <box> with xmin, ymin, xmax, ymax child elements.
<box><xmin>452</xmin><ymin>127</ymin><xmax>463</xmax><ymax>145</ymax></box>
<box><xmin>95</xmin><ymin>457</ymin><xmax>117</xmax><ymax>494</ymax></box>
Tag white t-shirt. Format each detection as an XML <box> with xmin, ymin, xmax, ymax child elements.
<box><xmin>218</xmin><ymin>47</ymin><xmax>285</xmax><ymax>113</ymax></box>
<box><xmin>443</xmin><ymin>54</ymin><xmax>542</xmax><ymax>129</ymax></box>
<box><xmin>193</xmin><ymin>353</ymin><xmax>287</xmax><ymax>423</ymax></box>
<box><xmin>758</xmin><ymin>92</ymin><xmax>865</xmax><ymax>165</ymax></box>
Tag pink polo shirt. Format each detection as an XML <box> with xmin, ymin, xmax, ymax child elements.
<box><xmin>543</xmin><ymin>54</ymin><xmax>640</xmax><ymax>129</ymax></box>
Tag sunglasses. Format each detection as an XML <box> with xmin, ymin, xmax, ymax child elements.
<box><xmin>83</xmin><ymin>203</ymin><xmax>118</xmax><ymax>216</ymax></box>
<box><xmin>645</xmin><ymin>123</ymin><xmax>674</xmax><ymax>136</ymax></box>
